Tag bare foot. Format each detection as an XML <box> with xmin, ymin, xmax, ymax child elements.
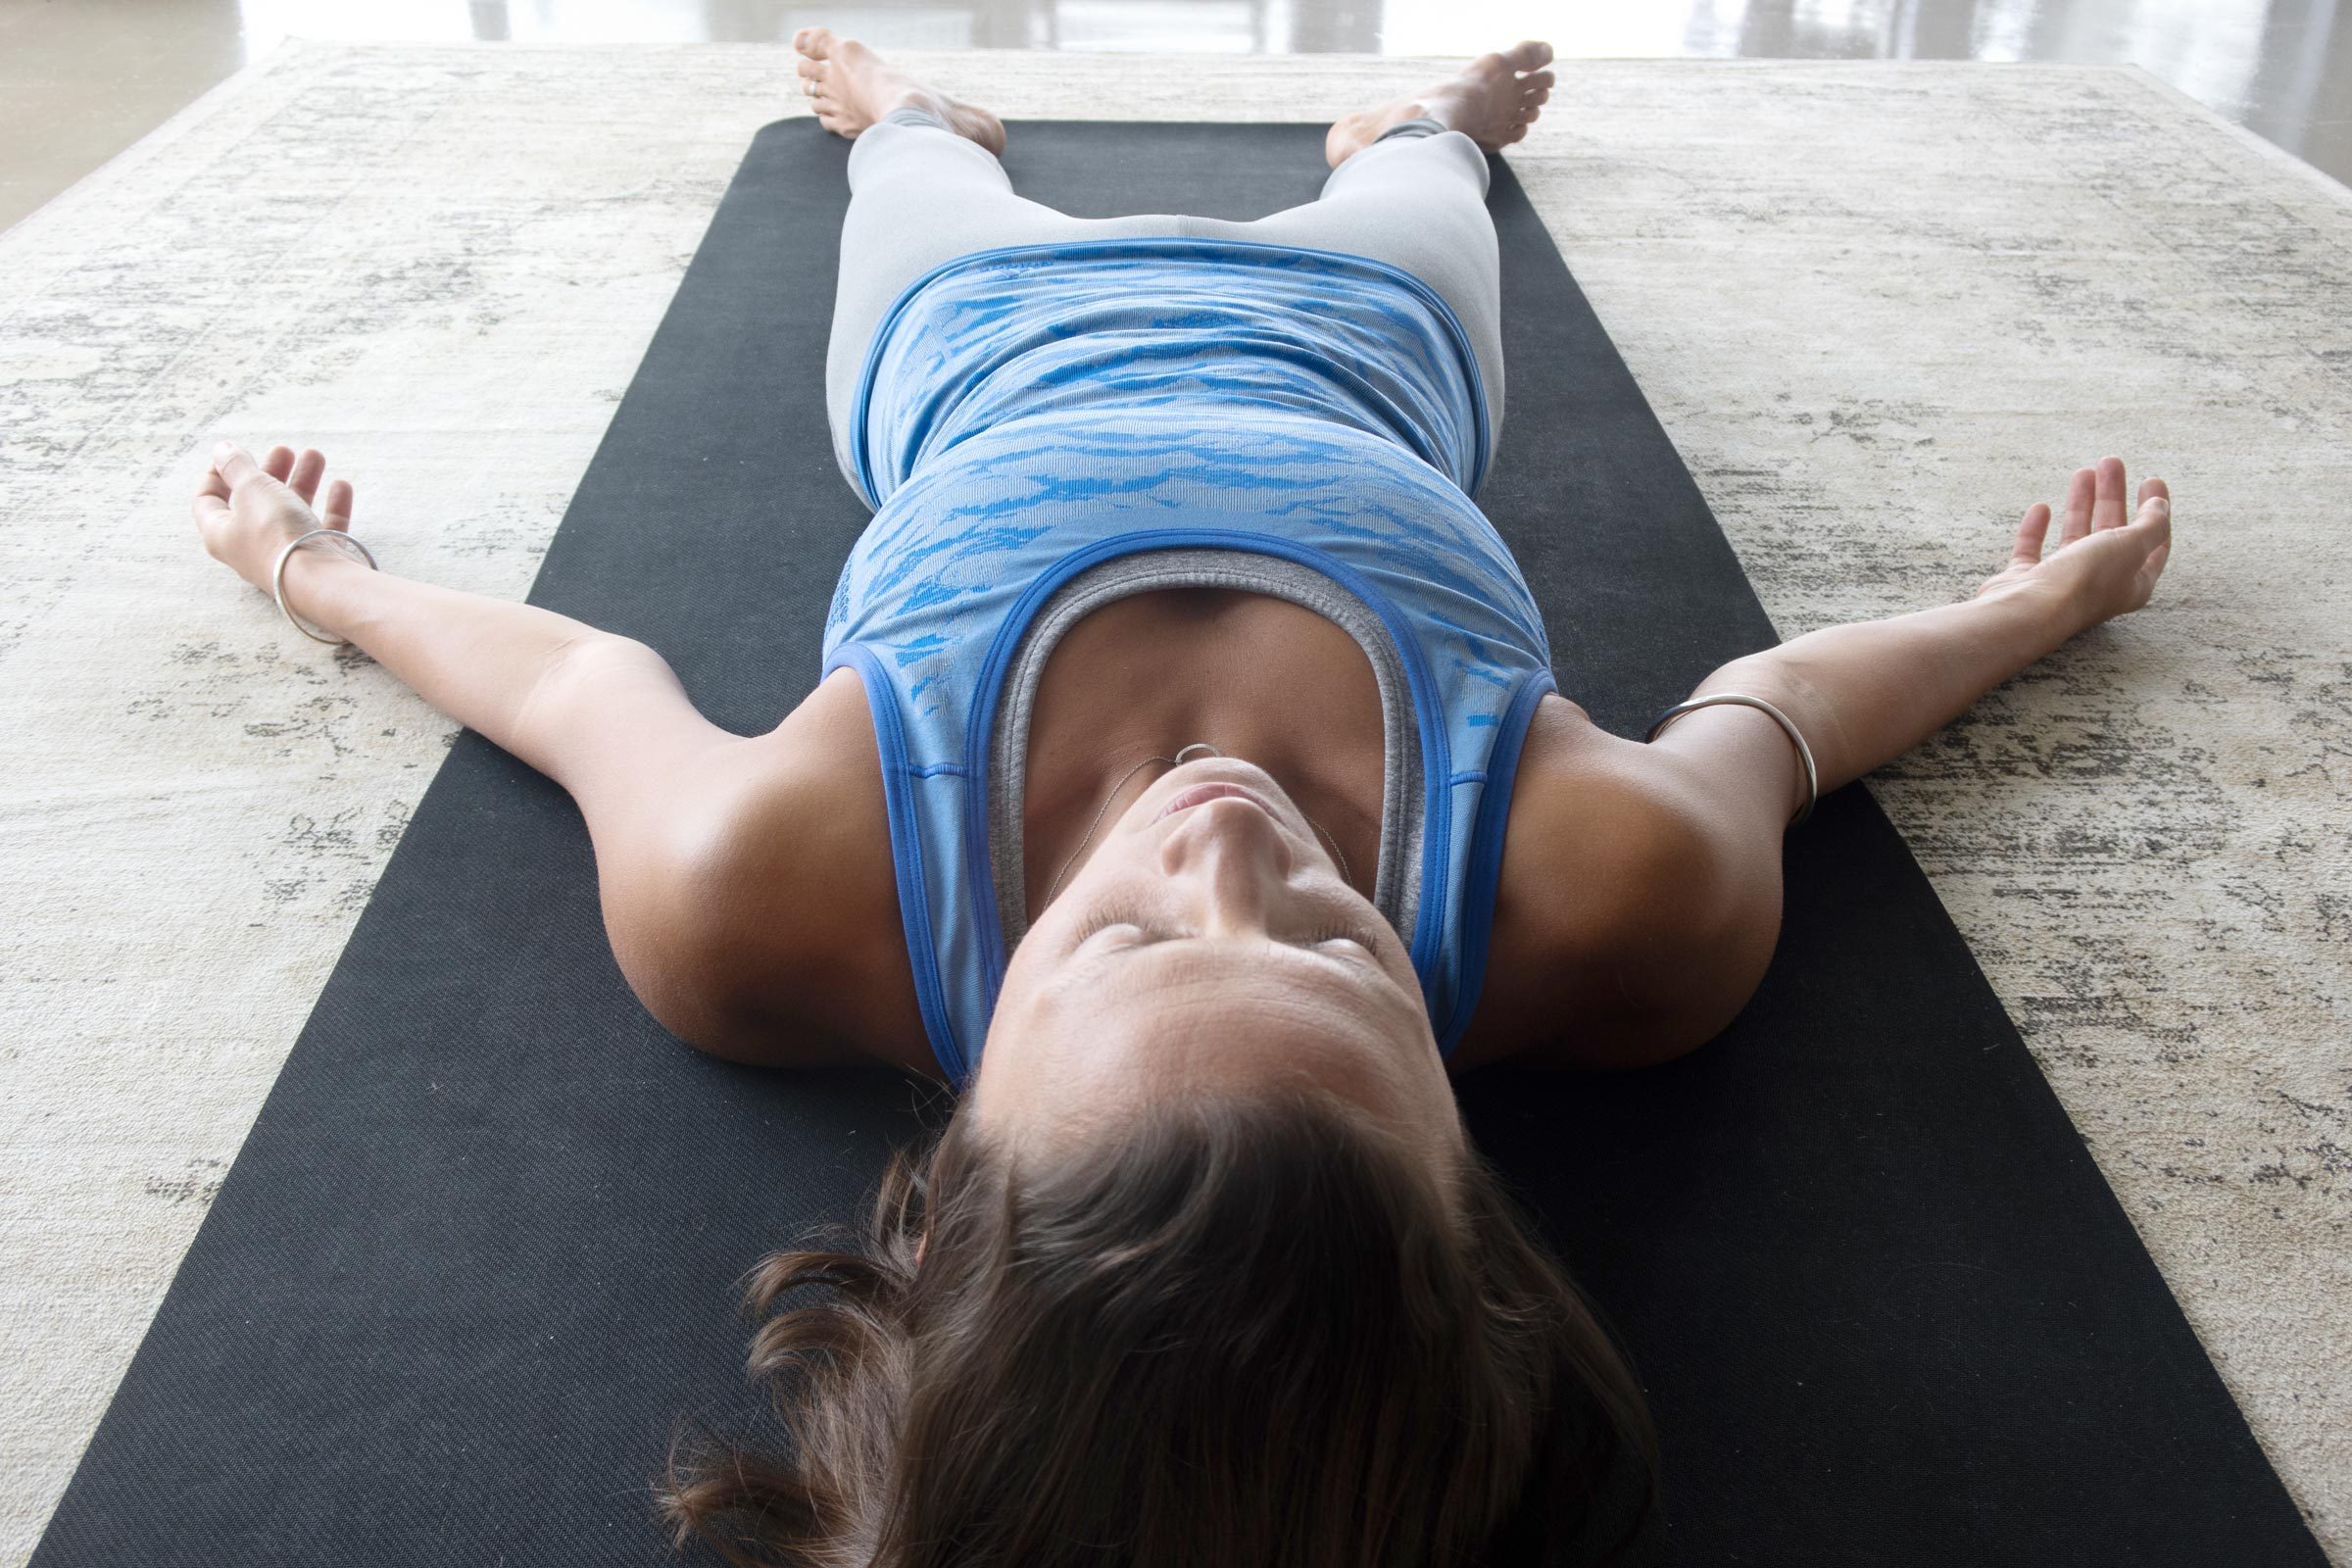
<box><xmin>1325</xmin><ymin>41</ymin><xmax>1555</xmax><ymax>168</ymax></box>
<box><xmin>792</xmin><ymin>27</ymin><xmax>1006</xmax><ymax>155</ymax></box>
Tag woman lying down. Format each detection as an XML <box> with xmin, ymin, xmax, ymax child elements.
<box><xmin>192</xmin><ymin>30</ymin><xmax>2174</xmax><ymax>1568</ymax></box>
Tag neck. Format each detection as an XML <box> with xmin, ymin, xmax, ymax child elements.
<box><xmin>1018</xmin><ymin>589</ymin><xmax>1387</xmax><ymax>919</ymax></box>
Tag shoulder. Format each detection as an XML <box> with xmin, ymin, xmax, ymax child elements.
<box><xmin>1451</xmin><ymin>694</ymin><xmax>1785</xmax><ymax>1071</ymax></box>
<box><xmin>620</xmin><ymin>668</ymin><xmax>936</xmax><ymax>1076</ymax></box>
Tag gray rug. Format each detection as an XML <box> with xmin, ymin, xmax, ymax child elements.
<box><xmin>0</xmin><ymin>41</ymin><xmax>2343</xmax><ymax>1563</ymax></box>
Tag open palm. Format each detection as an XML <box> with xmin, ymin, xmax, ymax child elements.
<box><xmin>1977</xmin><ymin>456</ymin><xmax>2172</xmax><ymax>631</ymax></box>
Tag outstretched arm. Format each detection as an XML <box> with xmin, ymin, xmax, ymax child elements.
<box><xmin>192</xmin><ymin>440</ymin><xmax>664</xmax><ymax>779</ymax></box>
<box><xmin>192</xmin><ymin>439</ymin><xmax>793</xmax><ymax>1052</ymax></box>
<box><xmin>1484</xmin><ymin>458</ymin><xmax>2175</xmax><ymax>1072</ymax></box>
<box><xmin>196</xmin><ymin>439</ymin><xmax>926</xmax><ymax>1070</ymax></box>
<box><xmin>1657</xmin><ymin>458</ymin><xmax>2173</xmax><ymax>824</ymax></box>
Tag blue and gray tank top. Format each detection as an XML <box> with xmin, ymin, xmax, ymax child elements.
<box><xmin>820</xmin><ymin>238</ymin><xmax>1555</xmax><ymax>1088</ymax></box>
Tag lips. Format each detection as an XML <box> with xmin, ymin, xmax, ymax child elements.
<box><xmin>1152</xmin><ymin>781</ymin><xmax>1280</xmax><ymax>822</ymax></box>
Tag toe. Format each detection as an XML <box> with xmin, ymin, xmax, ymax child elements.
<box><xmin>795</xmin><ymin>53</ymin><xmax>823</xmax><ymax>79</ymax></box>
<box><xmin>797</xmin><ymin>25</ymin><xmax>834</xmax><ymax>56</ymax></box>
<box><xmin>1506</xmin><ymin>39</ymin><xmax>1554</xmax><ymax>71</ymax></box>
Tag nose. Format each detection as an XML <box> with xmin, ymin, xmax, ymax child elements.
<box><xmin>1155</xmin><ymin>796</ymin><xmax>1296</xmax><ymax>937</ymax></box>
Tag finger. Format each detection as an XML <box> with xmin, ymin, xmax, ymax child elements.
<box><xmin>195</xmin><ymin>463</ymin><xmax>230</xmax><ymax>504</ymax></box>
<box><xmin>320</xmin><ymin>478</ymin><xmax>355</xmax><ymax>530</ymax></box>
<box><xmin>2130</xmin><ymin>492</ymin><xmax>2171</xmax><ymax>600</ymax></box>
<box><xmin>2012</xmin><ymin>501</ymin><xmax>2051</xmax><ymax>565</ymax></box>
<box><xmin>2132</xmin><ymin>514</ymin><xmax>2173</xmax><ymax>606</ymax></box>
<box><xmin>212</xmin><ymin>440</ymin><xmax>264</xmax><ymax>488</ymax></box>
<box><xmin>263</xmin><ymin>444</ymin><xmax>297</xmax><ymax>483</ymax></box>
<box><xmin>287</xmin><ymin>448</ymin><xmax>326</xmax><ymax>506</ymax></box>
<box><xmin>2138</xmin><ymin>473</ymin><xmax>2170</xmax><ymax>510</ymax></box>
<box><xmin>2091</xmin><ymin>455</ymin><xmax>2128</xmax><ymax>531</ymax></box>
<box><xmin>2059</xmin><ymin>466</ymin><xmax>2095</xmax><ymax>545</ymax></box>
<box><xmin>190</xmin><ymin>491</ymin><xmax>229</xmax><ymax>528</ymax></box>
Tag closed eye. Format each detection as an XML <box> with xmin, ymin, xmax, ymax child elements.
<box><xmin>1071</xmin><ymin>901</ymin><xmax>1383</xmax><ymax>957</ymax></box>
<box><xmin>1072</xmin><ymin>898</ymin><xmax>1157</xmax><ymax>944</ymax></box>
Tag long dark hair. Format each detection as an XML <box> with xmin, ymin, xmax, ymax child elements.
<box><xmin>660</xmin><ymin>1084</ymin><xmax>1657</xmax><ymax>1565</ymax></box>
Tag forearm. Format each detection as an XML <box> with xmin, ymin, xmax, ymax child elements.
<box><xmin>275</xmin><ymin>546</ymin><xmax>625</xmax><ymax>773</ymax></box>
<box><xmin>1696</xmin><ymin>587</ymin><xmax>2077</xmax><ymax>797</ymax></box>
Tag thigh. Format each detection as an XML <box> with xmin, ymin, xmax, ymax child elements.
<box><xmin>826</xmin><ymin>126</ymin><xmax>1507</xmax><ymax>497</ymax></box>
<box><xmin>826</xmin><ymin>119</ymin><xmax>1190</xmax><ymax>495</ymax></box>
<box><xmin>1198</xmin><ymin>131</ymin><xmax>1505</xmax><ymax>441</ymax></box>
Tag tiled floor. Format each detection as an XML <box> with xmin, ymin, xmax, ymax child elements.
<box><xmin>2</xmin><ymin>0</ymin><xmax>2346</xmax><ymax>233</ymax></box>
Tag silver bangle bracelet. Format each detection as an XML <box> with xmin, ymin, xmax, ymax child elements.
<box><xmin>272</xmin><ymin>528</ymin><xmax>379</xmax><ymax>646</ymax></box>
<box><xmin>1643</xmin><ymin>692</ymin><xmax>1820</xmax><ymax>828</ymax></box>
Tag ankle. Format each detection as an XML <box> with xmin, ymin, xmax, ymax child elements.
<box><xmin>880</xmin><ymin>97</ymin><xmax>950</xmax><ymax>129</ymax></box>
<box><xmin>1377</xmin><ymin>113</ymin><xmax>1449</xmax><ymax>142</ymax></box>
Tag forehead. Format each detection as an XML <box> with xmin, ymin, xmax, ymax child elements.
<box><xmin>1043</xmin><ymin>932</ymin><xmax>1384</xmax><ymax>1012</ymax></box>
<box><xmin>976</xmin><ymin>934</ymin><xmax>1461</xmax><ymax>1198</ymax></box>
<box><xmin>1021</xmin><ymin>940</ymin><xmax>1426</xmax><ymax>1083</ymax></box>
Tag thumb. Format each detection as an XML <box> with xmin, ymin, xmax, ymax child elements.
<box><xmin>211</xmin><ymin>440</ymin><xmax>265</xmax><ymax>489</ymax></box>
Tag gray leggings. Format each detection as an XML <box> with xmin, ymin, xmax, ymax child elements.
<box><xmin>824</xmin><ymin>112</ymin><xmax>1506</xmax><ymax>497</ymax></box>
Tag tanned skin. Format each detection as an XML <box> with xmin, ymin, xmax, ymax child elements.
<box><xmin>193</xmin><ymin>46</ymin><xmax>2173</xmax><ymax>1153</ymax></box>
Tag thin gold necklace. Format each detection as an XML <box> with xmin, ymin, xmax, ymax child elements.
<box><xmin>1038</xmin><ymin>742</ymin><xmax>1353</xmax><ymax>909</ymax></box>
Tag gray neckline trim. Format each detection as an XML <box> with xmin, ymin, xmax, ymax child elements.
<box><xmin>987</xmin><ymin>548</ymin><xmax>1423</xmax><ymax>954</ymax></box>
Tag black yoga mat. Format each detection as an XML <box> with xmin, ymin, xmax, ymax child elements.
<box><xmin>34</xmin><ymin>122</ymin><xmax>2324</xmax><ymax>1566</ymax></box>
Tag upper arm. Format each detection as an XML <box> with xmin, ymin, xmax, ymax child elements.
<box><xmin>514</xmin><ymin>639</ymin><xmax>861</xmax><ymax>1062</ymax></box>
<box><xmin>1472</xmin><ymin>695</ymin><xmax>1790</xmax><ymax>1069</ymax></box>
<box><xmin>512</xmin><ymin>637</ymin><xmax>756</xmax><ymax>1048</ymax></box>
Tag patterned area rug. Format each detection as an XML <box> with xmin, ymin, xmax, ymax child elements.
<box><xmin>2</xmin><ymin>41</ymin><xmax>2343</xmax><ymax>1562</ymax></box>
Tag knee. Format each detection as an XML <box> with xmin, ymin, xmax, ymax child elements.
<box><xmin>847</xmin><ymin>119</ymin><xmax>1010</xmax><ymax>195</ymax></box>
<box><xmin>1322</xmin><ymin>128</ymin><xmax>1493</xmax><ymax>203</ymax></box>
